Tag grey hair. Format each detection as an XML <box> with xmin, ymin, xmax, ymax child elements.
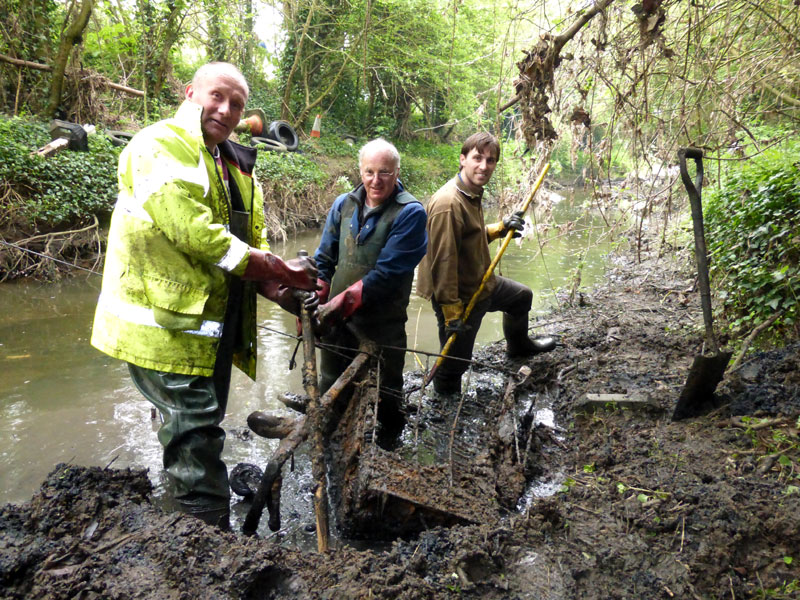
<box><xmin>358</xmin><ymin>138</ymin><xmax>401</xmax><ymax>170</ymax></box>
<box><xmin>191</xmin><ymin>62</ymin><xmax>249</xmax><ymax>99</ymax></box>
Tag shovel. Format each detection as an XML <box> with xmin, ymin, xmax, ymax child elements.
<box><xmin>672</xmin><ymin>147</ymin><xmax>732</xmax><ymax>421</ymax></box>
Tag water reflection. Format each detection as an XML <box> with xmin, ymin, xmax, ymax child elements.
<box><xmin>0</xmin><ymin>192</ymin><xmax>612</xmax><ymax>517</ymax></box>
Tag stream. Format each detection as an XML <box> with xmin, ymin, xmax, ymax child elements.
<box><xmin>0</xmin><ymin>191</ymin><xmax>613</xmax><ymax>538</ymax></box>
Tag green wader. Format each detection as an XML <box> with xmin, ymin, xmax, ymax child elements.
<box><xmin>127</xmin><ymin>205</ymin><xmax>251</xmax><ymax>514</ymax></box>
<box><xmin>319</xmin><ymin>193</ymin><xmax>414</xmax><ymax>430</ymax></box>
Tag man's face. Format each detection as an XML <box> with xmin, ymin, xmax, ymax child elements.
<box><xmin>459</xmin><ymin>146</ymin><xmax>498</xmax><ymax>188</ymax></box>
<box><xmin>186</xmin><ymin>73</ymin><xmax>247</xmax><ymax>150</ymax></box>
<box><xmin>360</xmin><ymin>149</ymin><xmax>399</xmax><ymax>206</ymax></box>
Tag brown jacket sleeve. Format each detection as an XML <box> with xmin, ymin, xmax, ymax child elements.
<box><xmin>424</xmin><ymin>199</ymin><xmax>463</xmax><ymax>305</ymax></box>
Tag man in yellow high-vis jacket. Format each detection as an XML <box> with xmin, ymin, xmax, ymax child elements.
<box><xmin>91</xmin><ymin>62</ymin><xmax>317</xmax><ymax>527</ymax></box>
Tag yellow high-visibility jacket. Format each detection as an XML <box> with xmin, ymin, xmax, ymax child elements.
<box><xmin>91</xmin><ymin>101</ymin><xmax>267</xmax><ymax>379</ymax></box>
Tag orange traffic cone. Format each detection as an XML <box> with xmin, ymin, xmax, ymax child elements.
<box><xmin>311</xmin><ymin>114</ymin><xmax>321</xmax><ymax>138</ymax></box>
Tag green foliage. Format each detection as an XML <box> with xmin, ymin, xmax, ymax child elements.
<box><xmin>0</xmin><ymin>0</ymin><xmax>61</xmax><ymax>115</ymax></box>
<box><xmin>397</xmin><ymin>138</ymin><xmax>460</xmax><ymax>199</ymax></box>
<box><xmin>704</xmin><ymin>139</ymin><xmax>800</xmax><ymax>340</ymax></box>
<box><xmin>277</xmin><ymin>0</ymin><xmax>512</xmax><ymax>139</ymax></box>
<box><xmin>83</xmin><ymin>22</ymin><xmax>138</xmax><ymax>77</ymax></box>
<box><xmin>0</xmin><ymin>117</ymin><xmax>121</xmax><ymax>228</ymax></box>
<box><xmin>303</xmin><ymin>136</ymin><xmax>360</xmax><ymax>159</ymax></box>
<box><xmin>254</xmin><ymin>150</ymin><xmax>327</xmax><ymax>194</ymax></box>
<box><xmin>246</xmin><ymin>81</ymin><xmax>284</xmax><ymax>124</ymax></box>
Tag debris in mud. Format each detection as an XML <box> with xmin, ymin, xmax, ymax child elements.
<box><xmin>722</xmin><ymin>342</ymin><xmax>800</xmax><ymax>416</ymax></box>
<box><xmin>2</xmin><ymin>249</ymin><xmax>800</xmax><ymax>599</ymax></box>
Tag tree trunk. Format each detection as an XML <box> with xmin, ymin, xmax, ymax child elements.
<box><xmin>45</xmin><ymin>0</ymin><xmax>95</xmax><ymax>118</ymax></box>
<box><xmin>152</xmin><ymin>0</ymin><xmax>187</xmax><ymax>97</ymax></box>
<box><xmin>281</xmin><ymin>1</ymin><xmax>316</xmax><ymax>122</ymax></box>
<box><xmin>242</xmin><ymin>0</ymin><xmax>254</xmax><ymax>80</ymax></box>
<box><xmin>206</xmin><ymin>0</ymin><xmax>225</xmax><ymax>61</ymax></box>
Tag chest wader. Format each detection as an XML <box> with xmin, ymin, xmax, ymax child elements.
<box><xmin>127</xmin><ymin>162</ymin><xmax>251</xmax><ymax>525</ymax></box>
<box><xmin>320</xmin><ymin>195</ymin><xmax>415</xmax><ymax>433</ymax></box>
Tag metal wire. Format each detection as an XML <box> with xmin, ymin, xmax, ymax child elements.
<box><xmin>0</xmin><ymin>239</ymin><xmax>101</xmax><ymax>275</ymax></box>
<box><xmin>256</xmin><ymin>323</ymin><xmax>513</xmax><ymax>376</ymax></box>
<box><xmin>3</xmin><ymin>244</ymin><xmax>512</xmax><ymax>383</ymax></box>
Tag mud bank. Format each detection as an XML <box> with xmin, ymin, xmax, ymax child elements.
<box><xmin>2</xmin><ymin>248</ymin><xmax>799</xmax><ymax>599</ymax></box>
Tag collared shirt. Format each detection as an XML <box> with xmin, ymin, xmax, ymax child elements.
<box><xmin>416</xmin><ymin>173</ymin><xmax>496</xmax><ymax>305</ymax></box>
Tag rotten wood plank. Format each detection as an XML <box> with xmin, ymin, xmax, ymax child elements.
<box><xmin>577</xmin><ymin>392</ymin><xmax>662</xmax><ymax>412</ymax></box>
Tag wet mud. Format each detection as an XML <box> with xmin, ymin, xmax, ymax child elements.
<box><xmin>2</xmin><ymin>248</ymin><xmax>800</xmax><ymax>599</ymax></box>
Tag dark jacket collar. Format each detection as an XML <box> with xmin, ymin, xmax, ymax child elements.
<box><xmin>219</xmin><ymin>139</ymin><xmax>258</xmax><ymax>176</ymax></box>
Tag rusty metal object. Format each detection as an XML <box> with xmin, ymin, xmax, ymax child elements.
<box><xmin>245</xmin><ymin>311</ymin><xmax>534</xmax><ymax>539</ymax></box>
<box><xmin>277</xmin><ymin>392</ymin><xmax>308</xmax><ymax>413</ymax></box>
<box><xmin>327</xmin><ymin>368</ymin><xmax>515</xmax><ymax>538</ymax></box>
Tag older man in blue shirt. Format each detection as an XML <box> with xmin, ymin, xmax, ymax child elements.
<box><xmin>314</xmin><ymin>138</ymin><xmax>427</xmax><ymax>437</ymax></box>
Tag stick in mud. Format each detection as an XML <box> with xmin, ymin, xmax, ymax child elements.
<box><xmin>298</xmin><ymin>294</ymin><xmax>330</xmax><ymax>552</ymax></box>
<box><xmin>242</xmin><ymin>349</ymin><xmax>372</xmax><ymax>536</ymax></box>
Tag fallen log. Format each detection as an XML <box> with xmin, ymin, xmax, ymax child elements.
<box><xmin>0</xmin><ymin>54</ymin><xmax>144</xmax><ymax>97</ymax></box>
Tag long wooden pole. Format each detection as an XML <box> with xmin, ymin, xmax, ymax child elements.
<box><xmin>424</xmin><ymin>162</ymin><xmax>551</xmax><ymax>387</ymax></box>
<box><xmin>0</xmin><ymin>53</ymin><xmax>144</xmax><ymax>97</ymax></box>
<box><xmin>298</xmin><ymin>295</ymin><xmax>330</xmax><ymax>551</ymax></box>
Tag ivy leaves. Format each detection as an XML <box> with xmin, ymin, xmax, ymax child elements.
<box><xmin>0</xmin><ymin>117</ymin><xmax>121</xmax><ymax>229</ymax></box>
<box><xmin>704</xmin><ymin>140</ymin><xmax>800</xmax><ymax>340</ymax></box>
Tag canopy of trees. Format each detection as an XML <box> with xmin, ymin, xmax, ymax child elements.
<box><xmin>0</xmin><ymin>0</ymin><xmax>797</xmax><ymax>164</ymax></box>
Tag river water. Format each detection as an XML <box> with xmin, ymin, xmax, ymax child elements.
<box><xmin>0</xmin><ymin>193</ymin><xmax>612</xmax><ymax>525</ymax></box>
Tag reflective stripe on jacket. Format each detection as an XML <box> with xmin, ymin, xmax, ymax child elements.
<box><xmin>91</xmin><ymin>101</ymin><xmax>267</xmax><ymax>379</ymax></box>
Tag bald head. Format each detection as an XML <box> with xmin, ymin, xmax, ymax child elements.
<box><xmin>191</xmin><ymin>62</ymin><xmax>249</xmax><ymax>100</ymax></box>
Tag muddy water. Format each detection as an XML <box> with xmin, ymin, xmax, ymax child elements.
<box><xmin>0</xmin><ymin>192</ymin><xmax>611</xmax><ymax>528</ymax></box>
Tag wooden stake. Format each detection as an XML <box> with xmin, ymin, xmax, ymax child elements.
<box><xmin>242</xmin><ymin>341</ymin><xmax>371</xmax><ymax>536</ymax></box>
<box><xmin>298</xmin><ymin>295</ymin><xmax>329</xmax><ymax>552</ymax></box>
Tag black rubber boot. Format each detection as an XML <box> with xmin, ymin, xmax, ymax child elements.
<box><xmin>376</xmin><ymin>394</ymin><xmax>406</xmax><ymax>450</ymax></box>
<box><xmin>503</xmin><ymin>313</ymin><xmax>557</xmax><ymax>358</ymax></box>
<box><xmin>179</xmin><ymin>495</ymin><xmax>231</xmax><ymax>530</ymax></box>
<box><xmin>432</xmin><ymin>374</ymin><xmax>462</xmax><ymax>396</ymax></box>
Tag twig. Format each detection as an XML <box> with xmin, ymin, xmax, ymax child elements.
<box><xmin>730</xmin><ymin>310</ymin><xmax>784</xmax><ymax>371</ymax></box>
<box><xmin>448</xmin><ymin>366</ymin><xmax>471</xmax><ymax>486</ymax></box>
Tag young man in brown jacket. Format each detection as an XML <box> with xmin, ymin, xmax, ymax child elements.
<box><xmin>417</xmin><ymin>132</ymin><xmax>555</xmax><ymax>395</ymax></box>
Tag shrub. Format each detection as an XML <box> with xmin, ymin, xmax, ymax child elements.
<box><xmin>303</xmin><ymin>135</ymin><xmax>360</xmax><ymax>159</ymax></box>
<box><xmin>254</xmin><ymin>148</ymin><xmax>331</xmax><ymax>238</ymax></box>
<box><xmin>0</xmin><ymin>116</ymin><xmax>120</xmax><ymax>230</ymax></box>
<box><xmin>704</xmin><ymin>139</ymin><xmax>800</xmax><ymax>341</ymax></box>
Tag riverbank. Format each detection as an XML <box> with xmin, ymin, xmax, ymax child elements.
<box><xmin>2</xmin><ymin>241</ymin><xmax>798</xmax><ymax>599</ymax></box>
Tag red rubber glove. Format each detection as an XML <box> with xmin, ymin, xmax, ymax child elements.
<box><xmin>316</xmin><ymin>278</ymin><xmax>331</xmax><ymax>304</ymax></box>
<box><xmin>315</xmin><ymin>280</ymin><xmax>363</xmax><ymax>332</ymax></box>
<box><xmin>242</xmin><ymin>250</ymin><xmax>318</xmax><ymax>291</ymax></box>
<box><xmin>258</xmin><ymin>281</ymin><xmax>319</xmax><ymax>316</ymax></box>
